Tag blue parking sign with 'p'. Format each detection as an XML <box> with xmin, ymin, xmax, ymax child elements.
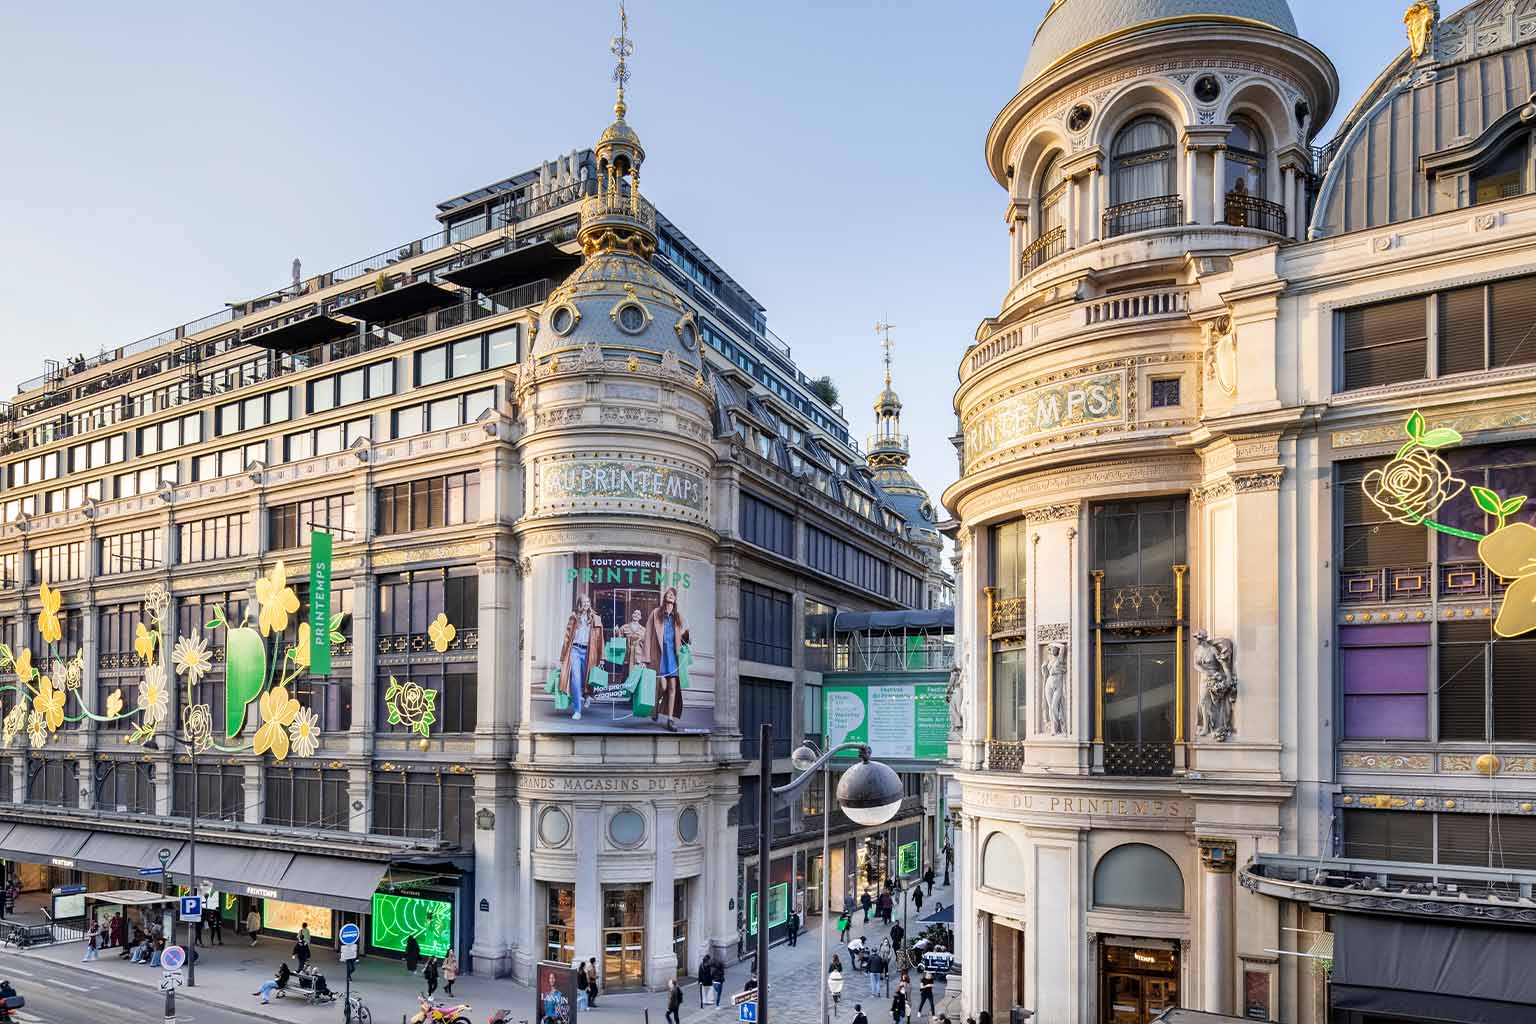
<box><xmin>179</xmin><ymin>896</ymin><xmax>201</xmax><ymax>922</ymax></box>
<box><xmin>739</xmin><ymin>1002</ymin><xmax>757</xmax><ymax>1023</ymax></box>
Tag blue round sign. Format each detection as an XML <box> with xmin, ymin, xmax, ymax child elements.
<box><xmin>338</xmin><ymin>923</ymin><xmax>360</xmax><ymax>945</ymax></box>
<box><xmin>160</xmin><ymin>945</ymin><xmax>185</xmax><ymax>972</ymax></box>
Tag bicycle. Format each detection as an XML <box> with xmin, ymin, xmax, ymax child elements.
<box><xmin>344</xmin><ymin>991</ymin><xmax>371</xmax><ymax>1024</ymax></box>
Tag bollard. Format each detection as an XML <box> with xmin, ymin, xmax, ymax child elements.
<box><xmin>164</xmin><ymin>988</ymin><xmax>175</xmax><ymax>1024</ymax></box>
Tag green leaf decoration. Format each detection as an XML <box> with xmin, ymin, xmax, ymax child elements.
<box><xmin>1472</xmin><ymin>486</ymin><xmax>1505</xmax><ymax>518</ymax></box>
<box><xmin>127</xmin><ymin>722</ymin><xmax>155</xmax><ymax>745</ymax></box>
<box><xmin>1502</xmin><ymin>495</ymin><xmax>1529</xmax><ymax>517</ymax></box>
<box><xmin>1419</xmin><ymin>427</ymin><xmax>1463</xmax><ymax>448</ymax></box>
<box><xmin>224</xmin><ymin>626</ymin><xmax>267</xmax><ymax>739</ymax></box>
<box><xmin>1406</xmin><ymin>411</ymin><xmax>1426</xmax><ymax>440</ymax></box>
<box><xmin>0</xmin><ymin>643</ymin><xmax>12</xmax><ymax>666</ymax></box>
<box><xmin>384</xmin><ymin>677</ymin><xmax>402</xmax><ymax>725</ymax></box>
<box><xmin>415</xmin><ymin>690</ymin><xmax>438</xmax><ymax>739</ymax></box>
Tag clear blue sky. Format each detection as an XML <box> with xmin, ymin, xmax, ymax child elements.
<box><xmin>0</xmin><ymin>1</ymin><xmax>1407</xmax><ymax>504</ymax></box>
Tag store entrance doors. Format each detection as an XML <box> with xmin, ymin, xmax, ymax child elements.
<box><xmin>602</xmin><ymin>886</ymin><xmax>646</xmax><ymax>991</ymax></box>
<box><xmin>1100</xmin><ymin>939</ymin><xmax>1179</xmax><ymax>1024</ymax></box>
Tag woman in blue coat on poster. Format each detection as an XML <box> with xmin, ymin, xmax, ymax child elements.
<box><xmin>645</xmin><ymin>586</ymin><xmax>688</xmax><ymax>730</ymax></box>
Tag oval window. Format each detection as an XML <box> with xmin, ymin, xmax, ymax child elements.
<box><xmin>551</xmin><ymin>307</ymin><xmax>575</xmax><ymax>335</ymax></box>
<box><xmin>609</xmin><ymin>808</ymin><xmax>646</xmax><ymax>847</ymax></box>
<box><xmin>539</xmin><ymin>807</ymin><xmax>571</xmax><ymax>847</ymax></box>
<box><xmin>680</xmin><ymin>321</ymin><xmax>698</xmax><ymax>350</ymax></box>
<box><xmin>618</xmin><ymin>305</ymin><xmax>646</xmax><ymax>333</ymax></box>
<box><xmin>678</xmin><ymin>806</ymin><xmax>700</xmax><ymax>843</ymax></box>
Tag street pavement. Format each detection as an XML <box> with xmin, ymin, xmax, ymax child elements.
<box><xmin>3</xmin><ymin>875</ymin><xmax>963</xmax><ymax>1024</ymax></box>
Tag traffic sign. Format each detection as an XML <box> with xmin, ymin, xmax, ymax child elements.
<box><xmin>160</xmin><ymin>945</ymin><xmax>186</xmax><ymax>972</ymax></box>
<box><xmin>732</xmin><ymin>990</ymin><xmax>756</xmax><ymax>1006</ymax></box>
<box><xmin>338</xmin><ymin>922</ymin><xmax>360</xmax><ymax>945</ymax></box>
<box><xmin>339</xmin><ymin>942</ymin><xmax>358</xmax><ymax>962</ymax></box>
<box><xmin>138</xmin><ymin>867</ymin><xmax>163</xmax><ymax>876</ymax></box>
<box><xmin>159</xmin><ymin>971</ymin><xmax>183</xmax><ymax>992</ymax></box>
<box><xmin>179</xmin><ymin>895</ymin><xmax>202</xmax><ymax>922</ymax></box>
<box><xmin>739</xmin><ymin>1001</ymin><xmax>757</xmax><ymax>1023</ymax></box>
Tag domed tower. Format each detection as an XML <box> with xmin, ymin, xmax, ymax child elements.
<box><xmin>945</xmin><ymin>3</ymin><xmax>1340</xmax><ymax>1022</ymax></box>
<box><xmin>866</xmin><ymin>324</ymin><xmax>944</xmax><ymax>605</ymax></box>
<box><xmin>509</xmin><ymin>11</ymin><xmax>729</xmax><ymax>991</ymax></box>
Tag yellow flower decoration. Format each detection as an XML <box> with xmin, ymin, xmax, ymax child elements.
<box><xmin>253</xmin><ymin>685</ymin><xmax>300</xmax><ymax>760</ymax></box>
<box><xmin>1</xmin><ymin>700</ymin><xmax>28</xmax><ymax>748</ymax></box>
<box><xmin>138</xmin><ymin>665</ymin><xmax>169</xmax><ymax>727</ymax></box>
<box><xmin>37</xmin><ymin>582</ymin><xmax>62</xmax><ymax>646</ymax></box>
<box><xmin>428</xmin><ymin>613</ymin><xmax>457</xmax><ymax>653</ymax></box>
<box><xmin>293</xmin><ymin>623</ymin><xmax>312</xmax><ymax>669</ymax></box>
<box><xmin>105</xmin><ymin>689</ymin><xmax>124</xmax><ymax>719</ymax></box>
<box><xmin>1479</xmin><ymin>522</ymin><xmax>1536</xmax><ymax>637</ymax></box>
<box><xmin>26</xmin><ymin>710</ymin><xmax>47</xmax><ymax>749</ymax></box>
<box><xmin>134</xmin><ymin>623</ymin><xmax>157</xmax><ymax>664</ymax></box>
<box><xmin>12</xmin><ymin>648</ymin><xmax>33</xmax><ymax>684</ymax></box>
<box><xmin>255</xmin><ymin>561</ymin><xmax>301</xmax><ymax>637</ymax></box>
<box><xmin>34</xmin><ymin>674</ymin><xmax>65</xmax><ymax>732</ymax></box>
<box><xmin>289</xmin><ymin>707</ymin><xmax>320</xmax><ymax>758</ymax></box>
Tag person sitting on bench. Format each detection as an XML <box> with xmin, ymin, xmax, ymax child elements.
<box><xmin>255</xmin><ymin>963</ymin><xmax>292</xmax><ymax>1004</ymax></box>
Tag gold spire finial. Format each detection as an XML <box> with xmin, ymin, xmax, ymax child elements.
<box><xmin>875</xmin><ymin>319</ymin><xmax>896</xmax><ymax>389</ymax></box>
<box><xmin>611</xmin><ymin>2</ymin><xmax>634</xmax><ymax>119</ymax></box>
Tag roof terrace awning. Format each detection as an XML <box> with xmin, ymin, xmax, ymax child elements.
<box><xmin>440</xmin><ymin>240</ymin><xmax>580</xmax><ymax>291</ymax></box>
<box><xmin>240</xmin><ymin>307</ymin><xmax>355</xmax><ymax>352</ymax></box>
<box><xmin>328</xmin><ymin>279</ymin><xmax>460</xmax><ymax>324</ymax></box>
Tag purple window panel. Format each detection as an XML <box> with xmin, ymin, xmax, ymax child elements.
<box><xmin>1344</xmin><ymin>695</ymin><xmax>1428</xmax><ymax>740</ymax></box>
<box><xmin>1339</xmin><ymin>624</ymin><xmax>1431</xmax><ymax>648</ymax></box>
<box><xmin>1340</xmin><ymin>646</ymin><xmax>1429</xmax><ymax>693</ymax></box>
<box><xmin>1339</xmin><ymin>625</ymin><xmax>1429</xmax><ymax>740</ymax></box>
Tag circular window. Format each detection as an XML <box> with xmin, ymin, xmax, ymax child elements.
<box><xmin>617</xmin><ymin>304</ymin><xmax>646</xmax><ymax>333</ymax></box>
<box><xmin>551</xmin><ymin>306</ymin><xmax>575</xmax><ymax>335</ymax></box>
<box><xmin>1193</xmin><ymin>75</ymin><xmax>1221</xmax><ymax>103</ymax></box>
<box><xmin>679</xmin><ymin>321</ymin><xmax>698</xmax><ymax>350</ymax></box>
<box><xmin>539</xmin><ymin>807</ymin><xmax>571</xmax><ymax>847</ymax></box>
<box><xmin>609</xmin><ymin>808</ymin><xmax>646</xmax><ymax>848</ymax></box>
<box><xmin>678</xmin><ymin>806</ymin><xmax>700</xmax><ymax>843</ymax></box>
<box><xmin>1067</xmin><ymin>104</ymin><xmax>1092</xmax><ymax>133</ymax></box>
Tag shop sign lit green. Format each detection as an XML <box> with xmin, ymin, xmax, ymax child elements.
<box><xmin>308</xmin><ymin>532</ymin><xmax>332</xmax><ymax>675</ymax></box>
<box><xmin>748</xmin><ymin>882</ymin><xmax>789</xmax><ymax>934</ymax></box>
<box><xmin>371</xmin><ymin>892</ymin><xmax>452</xmax><ymax>958</ymax></box>
<box><xmin>898</xmin><ymin>841</ymin><xmax>919</xmax><ymax>877</ymax></box>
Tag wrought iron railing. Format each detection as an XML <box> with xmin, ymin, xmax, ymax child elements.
<box><xmin>1338</xmin><ymin>561</ymin><xmax>1507</xmax><ymax>604</ymax></box>
<box><xmin>1102</xmin><ymin>195</ymin><xmax>1183</xmax><ymax>238</ymax></box>
<box><xmin>1020</xmin><ymin>226</ymin><xmax>1066</xmax><ymax>275</ymax></box>
<box><xmin>1224</xmin><ymin>192</ymin><xmax>1287</xmax><ymax>235</ymax></box>
<box><xmin>1092</xmin><ymin>566</ymin><xmax>1188</xmax><ymax>775</ymax></box>
<box><xmin>1104</xmin><ymin>742</ymin><xmax>1174</xmax><ymax>777</ymax></box>
<box><xmin>987</xmin><ymin>741</ymin><xmax>1026</xmax><ymax>772</ymax></box>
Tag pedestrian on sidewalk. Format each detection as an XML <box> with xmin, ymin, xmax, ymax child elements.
<box><xmin>405</xmin><ymin>934</ymin><xmax>421</xmax><ymax>973</ymax></box>
<box><xmin>829</xmin><ymin>953</ymin><xmax>844</xmax><ymax>975</ymax></box>
<box><xmin>787</xmin><ymin>908</ymin><xmax>799</xmax><ymax>946</ymax></box>
<box><xmin>838</xmin><ymin>911</ymin><xmax>852</xmax><ymax>943</ymax></box>
<box><xmin>922</xmin><ymin>867</ymin><xmax>934</xmax><ymax>898</ymax></box>
<box><xmin>111</xmin><ymin>911</ymin><xmax>123</xmax><ymax>950</ymax></box>
<box><xmin>917</xmin><ymin>971</ymin><xmax>935</xmax><ymax>1017</ymax></box>
<box><xmin>665</xmin><ymin>977</ymin><xmax>684</xmax><ymax>1024</ymax></box>
<box><xmin>587</xmin><ymin>956</ymin><xmax>600</xmax><ymax>1006</ymax></box>
<box><xmin>890</xmin><ymin>983</ymin><xmax>908</xmax><ymax>1024</ymax></box>
<box><xmin>844</xmin><ymin>890</ymin><xmax>855</xmax><ymax>919</ymax></box>
<box><xmin>890</xmin><ymin>921</ymin><xmax>905</xmax><ymax>953</ymax></box>
<box><xmin>867</xmin><ymin>951</ymin><xmax>886</xmax><ymax>997</ymax></box>
<box><xmin>698</xmin><ymin>953</ymin><xmax>714</xmax><ymax>1007</ymax></box>
<box><xmin>246</xmin><ymin>907</ymin><xmax>261</xmax><ymax>947</ymax></box>
<box><xmin>443</xmin><ymin>949</ymin><xmax>458</xmax><ymax>996</ymax></box>
<box><xmin>82</xmin><ymin>919</ymin><xmax>99</xmax><ymax>962</ymax></box>
<box><xmin>424</xmin><ymin>956</ymin><xmax>440</xmax><ymax>999</ymax></box>
<box><xmin>577</xmin><ymin>960</ymin><xmax>590</xmax><ymax>1011</ymax></box>
<box><xmin>912</xmin><ymin>887</ymin><xmax>924</xmax><ymax>917</ymax></box>
<box><xmin>828</xmin><ymin>965</ymin><xmax>845</xmax><ymax>1017</ymax></box>
<box><xmin>710</xmin><ymin>954</ymin><xmax>724</xmax><ymax>1006</ymax></box>
<box><xmin>211</xmin><ymin>907</ymin><xmax>223</xmax><ymax>945</ymax></box>
<box><xmin>852</xmin><ymin>1004</ymin><xmax>869</xmax><ymax>1024</ymax></box>
<box><xmin>860</xmin><ymin>889</ymin><xmax>872</xmax><ymax>922</ymax></box>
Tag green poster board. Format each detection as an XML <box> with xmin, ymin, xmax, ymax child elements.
<box><xmin>826</xmin><ymin>683</ymin><xmax>949</xmax><ymax>762</ymax></box>
<box><xmin>898</xmin><ymin>840</ymin><xmax>920</xmax><ymax>877</ymax></box>
<box><xmin>371</xmin><ymin>892</ymin><xmax>452</xmax><ymax>958</ymax></box>
<box><xmin>308</xmin><ymin>531</ymin><xmax>333</xmax><ymax>675</ymax></box>
<box><xmin>905</xmin><ymin>635</ymin><xmax>926</xmax><ymax>670</ymax></box>
<box><xmin>747</xmin><ymin>882</ymin><xmax>789</xmax><ymax>935</ymax></box>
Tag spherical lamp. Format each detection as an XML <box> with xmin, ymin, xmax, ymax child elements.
<box><xmin>836</xmin><ymin>753</ymin><xmax>904</xmax><ymax>827</ymax></box>
<box><xmin>791</xmin><ymin>743</ymin><xmax>821</xmax><ymax>773</ymax></box>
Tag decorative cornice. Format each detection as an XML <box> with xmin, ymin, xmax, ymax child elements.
<box><xmin>1036</xmin><ymin>622</ymin><xmax>1069</xmax><ymax>642</ymax></box>
<box><xmin>1023</xmin><ymin>501</ymin><xmax>1081</xmax><ymax>525</ymax></box>
<box><xmin>1232</xmin><ymin>468</ymin><xmax>1285</xmax><ymax>493</ymax></box>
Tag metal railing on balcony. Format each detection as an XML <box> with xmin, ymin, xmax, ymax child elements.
<box><xmin>1020</xmin><ymin>226</ymin><xmax>1066</xmax><ymax>275</ymax></box>
<box><xmin>1223</xmin><ymin>192</ymin><xmax>1287</xmax><ymax>235</ymax></box>
<box><xmin>1092</xmin><ymin>566</ymin><xmax>1187</xmax><ymax>778</ymax></box>
<box><xmin>1102</xmin><ymin>195</ymin><xmax>1183</xmax><ymax>238</ymax></box>
<box><xmin>1083</xmin><ymin>287</ymin><xmax>1188</xmax><ymax>326</ymax></box>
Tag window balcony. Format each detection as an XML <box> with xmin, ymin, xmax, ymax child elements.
<box><xmin>1103</xmin><ymin>741</ymin><xmax>1175</xmax><ymax>777</ymax></box>
<box><xmin>1223</xmin><ymin>191</ymin><xmax>1287</xmax><ymax>235</ymax></box>
<box><xmin>1020</xmin><ymin>225</ymin><xmax>1065</xmax><ymax>276</ymax></box>
<box><xmin>1102</xmin><ymin>195</ymin><xmax>1182</xmax><ymax>238</ymax></box>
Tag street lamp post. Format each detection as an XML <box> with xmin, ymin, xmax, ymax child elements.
<box><xmin>752</xmin><ymin>721</ymin><xmax>903</xmax><ymax>1024</ymax></box>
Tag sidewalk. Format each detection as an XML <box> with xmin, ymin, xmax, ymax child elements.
<box><xmin>15</xmin><ymin>877</ymin><xmax>964</xmax><ymax>1024</ymax></box>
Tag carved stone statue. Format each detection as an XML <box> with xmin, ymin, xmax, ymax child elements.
<box><xmin>1201</xmin><ymin>315</ymin><xmax>1238</xmax><ymax>398</ymax></box>
<box><xmin>1193</xmin><ymin>631</ymin><xmax>1237</xmax><ymax>741</ymax></box>
<box><xmin>946</xmin><ymin>660</ymin><xmax>967</xmax><ymax>735</ymax></box>
<box><xmin>1404</xmin><ymin>1</ymin><xmax>1439</xmax><ymax>61</ymax></box>
<box><xmin>1041</xmin><ymin>642</ymin><xmax>1068</xmax><ymax>735</ymax></box>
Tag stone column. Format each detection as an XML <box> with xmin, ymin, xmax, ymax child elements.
<box><xmin>1181</xmin><ymin>144</ymin><xmax>1196</xmax><ymax>222</ymax></box>
<box><xmin>1200</xmin><ymin>839</ymin><xmax>1237</xmax><ymax>1014</ymax></box>
<box><xmin>1087</xmin><ymin>166</ymin><xmax>1102</xmax><ymax>241</ymax></box>
<box><xmin>511</xmin><ymin>797</ymin><xmax>537</xmax><ymax>983</ymax></box>
<box><xmin>1295</xmin><ymin>170</ymin><xmax>1308</xmax><ymax>241</ymax></box>
<box><xmin>243</xmin><ymin>763</ymin><xmax>263</xmax><ymax>824</ymax></box>
<box><xmin>1281</xmin><ymin>165</ymin><xmax>1296</xmax><ymax>238</ymax></box>
<box><xmin>471</xmin><ymin>770</ymin><xmax>515</xmax><ymax>976</ymax></box>
<box><xmin>649</xmin><ymin>802</ymin><xmax>679</xmax><ymax>986</ymax></box>
<box><xmin>574</xmin><ymin>802</ymin><xmax>602</xmax><ymax>968</ymax></box>
<box><xmin>1211</xmin><ymin>147</ymin><xmax>1227</xmax><ymax>224</ymax></box>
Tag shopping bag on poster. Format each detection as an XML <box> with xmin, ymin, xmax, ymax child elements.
<box><xmin>678</xmin><ymin>644</ymin><xmax>693</xmax><ymax>689</ymax></box>
<box><xmin>554</xmin><ymin>687</ymin><xmax>570</xmax><ymax>711</ymax></box>
<box><xmin>544</xmin><ymin>668</ymin><xmax>560</xmax><ymax>694</ymax></box>
<box><xmin>605</xmin><ymin>637</ymin><xmax>628</xmax><ymax>664</ymax></box>
<box><xmin>587</xmin><ymin>665</ymin><xmax>609</xmax><ymax>690</ymax></box>
<box><xmin>631</xmin><ymin>668</ymin><xmax>657</xmax><ymax>718</ymax></box>
<box><xmin>622</xmin><ymin>664</ymin><xmax>645</xmax><ymax>695</ymax></box>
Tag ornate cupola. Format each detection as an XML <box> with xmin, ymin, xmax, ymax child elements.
<box><xmin>866</xmin><ymin>322</ymin><xmax>943</xmax><ymax>569</ymax></box>
<box><xmin>867</xmin><ymin>320</ymin><xmax>910</xmax><ymax>471</ymax></box>
<box><xmin>578</xmin><ymin>12</ymin><xmax>655</xmax><ymax>262</ymax></box>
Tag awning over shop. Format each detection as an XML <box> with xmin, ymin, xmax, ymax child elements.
<box><xmin>169</xmin><ymin>842</ymin><xmax>292</xmax><ymax>898</ymax></box>
<box><xmin>1332</xmin><ymin>913</ymin><xmax>1536</xmax><ymax>1023</ymax></box>
<box><xmin>280</xmin><ymin>854</ymin><xmax>390</xmax><ymax>915</ymax></box>
<box><xmin>75</xmin><ymin>833</ymin><xmax>183</xmax><ymax>878</ymax></box>
<box><xmin>0</xmin><ymin>823</ymin><xmax>89</xmax><ymax>867</ymax></box>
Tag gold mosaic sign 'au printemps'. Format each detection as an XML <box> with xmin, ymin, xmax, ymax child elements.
<box><xmin>965</xmin><ymin>369</ymin><xmax>1125</xmax><ymax>468</ymax></box>
<box><xmin>540</xmin><ymin>458</ymin><xmax>706</xmax><ymax>512</ymax></box>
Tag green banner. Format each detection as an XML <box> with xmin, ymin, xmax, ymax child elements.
<box><xmin>825</xmin><ymin>683</ymin><xmax>949</xmax><ymax>761</ymax></box>
<box><xmin>898</xmin><ymin>840</ymin><xmax>919</xmax><ymax>877</ymax></box>
<box><xmin>747</xmin><ymin>882</ymin><xmax>789</xmax><ymax>935</ymax></box>
<box><xmin>308</xmin><ymin>531</ymin><xmax>333</xmax><ymax>676</ymax></box>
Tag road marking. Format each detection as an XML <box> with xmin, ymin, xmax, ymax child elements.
<box><xmin>0</xmin><ymin>967</ymin><xmax>35</xmax><ymax>978</ymax></box>
<box><xmin>50</xmin><ymin>978</ymin><xmax>92</xmax><ymax>992</ymax></box>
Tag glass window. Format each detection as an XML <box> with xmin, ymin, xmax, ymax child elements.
<box><xmin>310</xmin><ymin>378</ymin><xmax>336</xmax><ymax>413</ymax></box>
<box><xmin>1472</xmin><ymin>137</ymin><xmax>1527</xmax><ymax>205</ymax></box>
<box><xmin>1038</xmin><ymin>154</ymin><xmax>1067</xmax><ymax>237</ymax></box>
<box><xmin>451</xmin><ymin>338</ymin><xmax>481</xmax><ymax>379</ymax></box>
<box><xmin>1340</xmin><ymin>624</ymin><xmax>1430</xmax><ymax>739</ymax></box>
<box><xmin>1092</xmin><ymin>843</ymin><xmax>1183</xmax><ymax>911</ymax></box>
<box><xmin>242</xmin><ymin>395</ymin><xmax>264</xmax><ymax>428</ymax></box>
<box><xmin>285</xmin><ymin>431</ymin><xmax>313</xmax><ymax>462</ymax></box>
<box><xmin>1111</xmin><ymin>115</ymin><xmax>1175</xmax><ymax>204</ymax></box>
<box><xmin>463</xmin><ymin>389</ymin><xmax>494</xmax><ymax>423</ymax></box>
<box><xmin>1225</xmin><ymin>115</ymin><xmax>1266</xmax><ymax>197</ymax></box>
<box><xmin>338</xmin><ymin>369</ymin><xmax>365</xmax><ymax>406</ymax></box>
<box><xmin>315</xmin><ymin>425</ymin><xmax>344</xmax><ymax>456</ymax></box>
<box><xmin>428</xmin><ymin>397</ymin><xmax>459</xmax><ymax>430</ymax></box>
<box><xmin>487</xmin><ymin>327</ymin><xmax>518</xmax><ymax>368</ymax></box>
<box><xmin>394</xmin><ymin>405</ymin><xmax>424</xmax><ymax>438</ymax></box>
<box><xmin>368</xmin><ymin>361</ymin><xmax>395</xmax><ymax>397</ymax></box>
<box><xmin>346</xmin><ymin>417</ymin><xmax>372</xmax><ymax>445</ymax></box>
<box><xmin>418</xmin><ymin>347</ymin><xmax>447</xmax><ymax>386</ymax></box>
<box><xmin>269</xmin><ymin>389</ymin><xmax>291</xmax><ymax>422</ymax></box>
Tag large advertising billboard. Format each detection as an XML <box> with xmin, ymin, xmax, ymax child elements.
<box><xmin>533</xmin><ymin>551</ymin><xmax>716</xmax><ymax>733</ymax></box>
<box><xmin>370</xmin><ymin>892</ymin><xmax>452</xmax><ymax>958</ymax></box>
<box><xmin>537</xmin><ymin>961</ymin><xmax>579</xmax><ymax>1024</ymax></box>
<box><xmin>825</xmin><ymin>684</ymin><xmax>948</xmax><ymax>761</ymax></box>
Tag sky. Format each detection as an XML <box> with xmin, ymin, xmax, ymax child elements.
<box><xmin>0</xmin><ymin>0</ymin><xmax>1410</xmax><ymax>508</ymax></box>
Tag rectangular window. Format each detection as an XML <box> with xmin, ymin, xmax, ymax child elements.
<box><xmin>1149</xmin><ymin>377</ymin><xmax>1181</xmax><ymax>408</ymax></box>
<box><xmin>803</xmin><ymin>599</ymin><xmax>834</xmax><ymax>674</ymax></box>
<box><xmin>215</xmin><ymin>387</ymin><xmax>290</xmax><ymax>437</ymax></box>
<box><xmin>1339</xmin><ymin>296</ymin><xmax>1428</xmax><ymax>390</ymax></box>
<box><xmin>96</xmin><ymin>759</ymin><xmax>155</xmax><ymax>814</ymax></box>
<box><xmin>991</xmin><ymin>647</ymin><xmax>1029</xmax><ymax>741</ymax></box>
<box><xmin>1339</xmin><ymin>624</ymin><xmax>1430</xmax><ymax>740</ymax></box>
<box><xmin>100</xmin><ymin>529</ymin><xmax>163</xmax><ymax>575</ymax></box>
<box><xmin>375</xmin><ymin>472</ymin><xmax>478</xmax><ymax>535</ymax></box>
<box><xmin>172</xmin><ymin>763</ymin><xmax>245</xmax><ymax>821</ymax></box>
<box><xmin>1341</xmin><ymin>808</ymin><xmax>1433</xmax><ymax>863</ymax></box>
<box><xmin>32</xmin><ymin>541</ymin><xmax>85</xmax><ymax>583</ymax></box>
<box><xmin>307</xmin><ymin>360</ymin><xmax>394</xmax><ymax>413</ymax></box>
<box><xmin>991</xmin><ymin>519</ymin><xmax>1027</xmax><ymax>599</ymax></box>
<box><xmin>739</xmin><ymin>677</ymin><xmax>793</xmax><ymax>758</ymax></box>
<box><xmin>740</xmin><ymin>492</ymin><xmax>794</xmax><ymax>557</ymax></box>
<box><xmin>178</xmin><ymin>513</ymin><xmax>249</xmax><ymax>564</ymax></box>
<box><xmin>268</xmin><ymin>494</ymin><xmax>357</xmax><ymax>551</ymax></box>
<box><xmin>263</xmin><ymin>767</ymin><xmax>349</xmax><ymax>830</ymax></box>
<box><xmin>26</xmin><ymin>758</ymin><xmax>77</xmax><ymax>807</ymax></box>
<box><xmin>740</xmin><ymin>581</ymin><xmax>792</xmax><ymax>666</ymax></box>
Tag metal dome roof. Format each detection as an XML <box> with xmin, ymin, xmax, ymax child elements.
<box><xmin>1019</xmin><ymin>0</ymin><xmax>1299</xmax><ymax>87</ymax></box>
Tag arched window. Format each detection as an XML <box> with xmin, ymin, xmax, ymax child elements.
<box><xmin>1110</xmin><ymin>116</ymin><xmax>1176</xmax><ymax>204</ymax></box>
<box><xmin>1092</xmin><ymin>843</ymin><xmax>1184</xmax><ymax>911</ymax></box>
<box><xmin>982</xmin><ymin>832</ymin><xmax>1027</xmax><ymax>894</ymax></box>
<box><xmin>1038</xmin><ymin>155</ymin><xmax>1067</xmax><ymax>238</ymax></box>
<box><xmin>1226</xmin><ymin>115</ymin><xmax>1267</xmax><ymax>198</ymax></box>
<box><xmin>1472</xmin><ymin>135</ymin><xmax>1529</xmax><ymax>204</ymax></box>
